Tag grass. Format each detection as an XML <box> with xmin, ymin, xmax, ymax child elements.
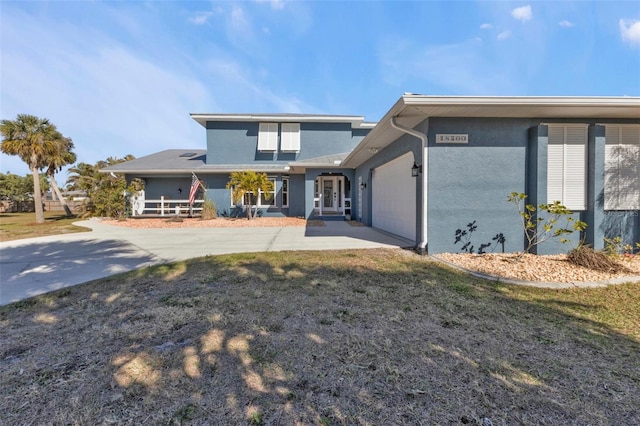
<box><xmin>0</xmin><ymin>211</ymin><xmax>90</xmax><ymax>242</ymax></box>
<box><xmin>1</xmin><ymin>249</ymin><xmax>639</xmax><ymax>425</ymax></box>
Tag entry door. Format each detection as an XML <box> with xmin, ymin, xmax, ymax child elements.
<box><xmin>320</xmin><ymin>176</ymin><xmax>344</xmax><ymax>213</ymax></box>
<box><xmin>322</xmin><ymin>177</ymin><xmax>337</xmax><ymax>212</ymax></box>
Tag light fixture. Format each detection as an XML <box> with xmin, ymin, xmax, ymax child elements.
<box><xmin>368</xmin><ymin>147</ymin><xmax>379</xmax><ymax>154</ymax></box>
<box><xmin>411</xmin><ymin>162</ymin><xmax>422</xmax><ymax>177</ymax></box>
<box><xmin>360</xmin><ymin>182</ymin><xmax>367</xmax><ymax>190</ymax></box>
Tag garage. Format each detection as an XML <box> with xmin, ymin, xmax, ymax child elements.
<box><xmin>372</xmin><ymin>152</ymin><xmax>417</xmax><ymax>241</ymax></box>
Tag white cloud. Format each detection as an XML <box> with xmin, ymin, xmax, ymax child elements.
<box><xmin>559</xmin><ymin>20</ymin><xmax>575</xmax><ymax>28</ymax></box>
<box><xmin>256</xmin><ymin>0</ymin><xmax>285</xmax><ymax>10</ymax></box>
<box><xmin>480</xmin><ymin>23</ymin><xmax>493</xmax><ymax>30</ymax></box>
<box><xmin>497</xmin><ymin>30</ymin><xmax>512</xmax><ymax>40</ymax></box>
<box><xmin>619</xmin><ymin>19</ymin><xmax>640</xmax><ymax>47</ymax></box>
<box><xmin>189</xmin><ymin>11</ymin><xmax>213</xmax><ymax>25</ymax></box>
<box><xmin>0</xmin><ymin>7</ymin><xmax>212</xmax><ymax>174</ymax></box>
<box><xmin>230</xmin><ymin>6</ymin><xmax>250</xmax><ymax>33</ymax></box>
<box><xmin>512</xmin><ymin>5</ymin><xmax>532</xmax><ymax>22</ymax></box>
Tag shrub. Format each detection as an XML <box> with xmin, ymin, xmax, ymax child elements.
<box><xmin>507</xmin><ymin>192</ymin><xmax>587</xmax><ymax>257</ymax></box>
<box><xmin>200</xmin><ymin>196</ymin><xmax>217</xmax><ymax>220</ymax></box>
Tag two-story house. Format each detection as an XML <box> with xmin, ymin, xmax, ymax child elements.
<box><xmin>104</xmin><ymin>95</ymin><xmax>640</xmax><ymax>255</ymax></box>
<box><xmin>105</xmin><ymin>113</ymin><xmax>374</xmax><ymax>221</ymax></box>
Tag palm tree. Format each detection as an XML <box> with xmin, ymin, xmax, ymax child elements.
<box><xmin>41</xmin><ymin>134</ymin><xmax>77</xmax><ymax>217</ymax></box>
<box><xmin>1</xmin><ymin>114</ymin><xmax>67</xmax><ymax>223</ymax></box>
<box><xmin>226</xmin><ymin>170</ymin><xmax>274</xmax><ymax>219</ymax></box>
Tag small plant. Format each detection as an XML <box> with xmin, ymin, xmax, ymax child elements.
<box><xmin>604</xmin><ymin>236</ymin><xmax>625</xmax><ymax>257</ymax></box>
<box><xmin>507</xmin><ymin>192</ymin><xmax>587</xmax><ymax>257</ymax></box>
<box><xmin>605</xmin><ymin>237</ymin><xmax>640</xmax><ymax>260</ymax></box>
<box><xmin>200</xmin><ymin>196</ymin><xmax>217</xmax><ymax>220</ymax></box>
<box><xmin>248</xmin><ymin>411</ymin><xmax>263</xmax><ymax>425</ymax></box>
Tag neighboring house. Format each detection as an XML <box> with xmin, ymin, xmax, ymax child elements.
<box><xmin>103</xmin><ymin>95</ymin><xmax>640</xmax><ymax>255</ymax></box>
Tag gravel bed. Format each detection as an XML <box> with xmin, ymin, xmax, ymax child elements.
<box><xmin>437</xmin><ymin>252</ymin><xmax>640</xmax><ymax>283</ymax></box>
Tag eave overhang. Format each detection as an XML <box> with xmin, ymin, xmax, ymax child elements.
<box><xmin>190</xmin><ymin>113</ymin><xmax>376</xmax><ymax>129</ymax></box>
<box><xmin>342</xmin><ymin>95</ymin><xmax>640</xmax><ymax>168</ymax></box>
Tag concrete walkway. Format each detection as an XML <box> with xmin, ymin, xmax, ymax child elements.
<box><xmin>0</xmin><ymin>219</ymin><xmax>413</xmax><ymax>305</ymax></box>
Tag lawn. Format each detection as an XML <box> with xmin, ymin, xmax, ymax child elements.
<box><xmin>0</xmin><ymin>211</ymin><xmax>90</xmax><ymax>242</ymax></box>
<box><xmin>1</xmin><ymin>249</ymin><xmax>638</xmax><ymax>425</ymax></box>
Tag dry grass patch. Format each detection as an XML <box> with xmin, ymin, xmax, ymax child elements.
<box><xmin>0</xmin><ymin>212</ymin><xmax>90</xmax><ymax>242</ymax></box>
<box><xmin>1</xmin><ymin>249</ymin><xmax>639</xmax><ymax>425</ymax></box>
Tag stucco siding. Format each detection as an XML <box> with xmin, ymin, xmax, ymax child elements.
<box><xmin>206</xmin><ymin>121</ymin><xmax>363</xmax><ymax>165</ymax></box>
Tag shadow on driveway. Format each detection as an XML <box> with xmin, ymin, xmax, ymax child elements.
<box><xmin>0</xmin><ymin>238</ymin><xmax>159</xmax><ymax>305</ymax></box>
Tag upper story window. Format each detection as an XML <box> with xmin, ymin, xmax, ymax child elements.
<box><xmin>280</xmin><ymin>123</ymin><xmax>301</xmax><ymax>152</ymax></box>
<box><xmin>258</xmin><ymin>123</ymin><xmax>278</xmax><ymax>152</ymax></box>
<box><xmin>605</xmin><ymin>125</ymin><xmax>640</xmax><ymax>210</ymax></box>
<box><xmin>547</xmin><ymin>124</ymin><xmax>588</xmax><ymax>210</ymax></box>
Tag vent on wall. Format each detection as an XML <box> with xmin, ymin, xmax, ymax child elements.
<box><xmin>179</xmin><ymin>152</ymin><xmax>198</xmax><ymax>158</ymax></box>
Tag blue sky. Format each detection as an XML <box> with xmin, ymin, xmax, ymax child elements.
<box><xmin>1</xmin><ymin>0</ymin><xmax>639</xmax><ymax>179</ymax></box>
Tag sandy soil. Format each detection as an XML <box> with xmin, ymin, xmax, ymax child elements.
<box><xmin>437</xmin><ymin>252</ymin><xmax>640</xmax><ymax>283</ymax></box>
<box><xmin>102</xmin><ymin>218</ymin><xmax>640</xmax><ymax>283</ymax></box>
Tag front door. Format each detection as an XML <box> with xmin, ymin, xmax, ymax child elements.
<box><xmin>318</xmin><ymin>176</ymin><xmax>343</xmax><ymax>214</ymax></box>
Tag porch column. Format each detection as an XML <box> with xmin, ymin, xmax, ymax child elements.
<box><xmin>527</xmin><ymin>125</ymin><xmax>548</xmax><ymax>254</ymax></box>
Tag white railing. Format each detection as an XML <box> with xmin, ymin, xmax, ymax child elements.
<box><xmin>313</xmin><ymin>196</ymin><xmax>352</xmax><ymax>216</ymax></box>
<box><xmin>131</xmin><ymin>196</ymin><xmax>204</xmax><ymax>217</ymax></box>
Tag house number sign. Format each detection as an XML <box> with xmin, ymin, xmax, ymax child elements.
<box><xmin>436</xmin><ymin>134</ymin><xmax>468</xmax><ymax>144</ymax></box>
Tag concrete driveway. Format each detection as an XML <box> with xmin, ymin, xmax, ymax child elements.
<box><xmin>0</xmin><ymin>219</ymin><xmax>412</xmax><ymax>305</ymax></box>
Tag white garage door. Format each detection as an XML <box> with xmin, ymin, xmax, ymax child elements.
<box><xmin>372</xmin><ymin>152</ymin><xmax>416</xmax><ymax>241</ymax></box>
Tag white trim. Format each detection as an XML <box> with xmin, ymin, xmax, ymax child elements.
<box><xmin>282</xmin><ymin>177</ymin><xmax>289</xmax><ymax>208</ymax></box>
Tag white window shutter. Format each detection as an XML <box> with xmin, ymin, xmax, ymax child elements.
<box><xmin>563</xmin><ymin>125</ymin><xmax>587</xmax><ymax>210</ymax></box>
<box><xmin>547</xmin><ymin>127</ymin><xmax>565</xmax><ymax>204</ymax></box>
<box><xmin>258</xmin><ymin>123</ymin><xmax>278</xmax><ymax>151</ymax></box>
<box><xmin>547</xmin><ymin>124</ymin><xmax>587</xmax><ymax>210</ymax></box>
<box><xmin>280</xmin><ymin>123</ymin><xmax>300</xmax><ymax>152</ymax></box>
<box><xmin>606</xmin><ymin>125</ymin><xmax>640</xmax><ymax>210</ymax></box>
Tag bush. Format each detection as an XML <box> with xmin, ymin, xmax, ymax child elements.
<box><xmin>567</xmin><ymin>245</ymin><xmax>628</xmax><ymax>273</ymax></box>
<box><xmin>200</xmin><ymin>197</ymin><xmax>217</xmax><ymax>220</ymax></box>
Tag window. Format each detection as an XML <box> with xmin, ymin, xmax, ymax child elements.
<box><xmin>280</xmin><ymin>123</ymin><xmax>301</xmax><ymax>152</ymax></box>
<box><xmin>258</xmin><ymin>123</ymin><xmax>278</xmax><ymax>151</ymax></box>
<box><xmin>547</xmin><ymin>124</ymin><xmax>587</xmax><ymax>210</ymax></box>
<box><xmin>605</xmin><ymin>125</ymin><xmax>640</xmax><ymax>210</ymax></box>
<box><xmin>260</xmin><ymin>177</ymin><xmax>276</xmax><ymax>206</ymax></box>
<box><xmin>282</xmin><ymin>177</ymin><xmax>289</xmax><ymax>207</ymax></box>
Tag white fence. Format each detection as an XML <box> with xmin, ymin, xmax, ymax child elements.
<box><xmin>131</xmin><ymin>196</ymin><xmax>204</xmax><ymax>217</ymax></box>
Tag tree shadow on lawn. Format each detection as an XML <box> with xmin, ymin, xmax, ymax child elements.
<box><xmin>1</xmin><ymin>249</ymin><xmax>639</xmax><ymax>425</ymax></box>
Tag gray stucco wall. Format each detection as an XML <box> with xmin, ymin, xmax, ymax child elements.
<box><xmin>205</xmin><ymin>122</ymin><xmax>364</xmax><ymax>164</ymax></box>
<box><xmin>426</xmin><ymin>118</ymin><xmax>530</xmax><ymax>255</ymax></box>
<box><xmin>361</xmin><ymin>116</ymin><xmax>639</xmax><ymax>255</ymax></box>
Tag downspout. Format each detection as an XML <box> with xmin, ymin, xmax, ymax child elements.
<box><xmin>390</xmin><ymin>116</ymin><xmax>428</xmax><ymax>254</ymax></box>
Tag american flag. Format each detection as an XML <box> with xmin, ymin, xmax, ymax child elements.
<box><xmin>188</xmin><ymin>173</ymin><xmax>200</xmax><ymax>205</ymax></box>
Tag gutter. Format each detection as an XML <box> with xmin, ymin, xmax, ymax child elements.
<box><xmin>390</xmin><ymin>116</ymin><xmax>428</xmax><ymax>255</ymax></box>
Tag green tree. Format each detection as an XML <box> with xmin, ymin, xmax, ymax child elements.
<box><xmin>0</xmin><ymin>172</ymin><xmax>48</xmax><ymax>201</ymax></box>
<box><xmin>226</xmin><ymin>171</ymin><xmax>274</xmax><ymax>219</ymax></box>
<box><xmin>41</xmin><ymin>135</ymin><xmax>77</xmax><ymax>217</ymax></box>
<box><xmin>67</xmin><ymin>155</ymin><xmax>142</xmax><ymax>218</ymax></box>
<box><xmin>1</xmin><ymin>114</ymin><xmax>71</xmax><ymax>223</ymax></box>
